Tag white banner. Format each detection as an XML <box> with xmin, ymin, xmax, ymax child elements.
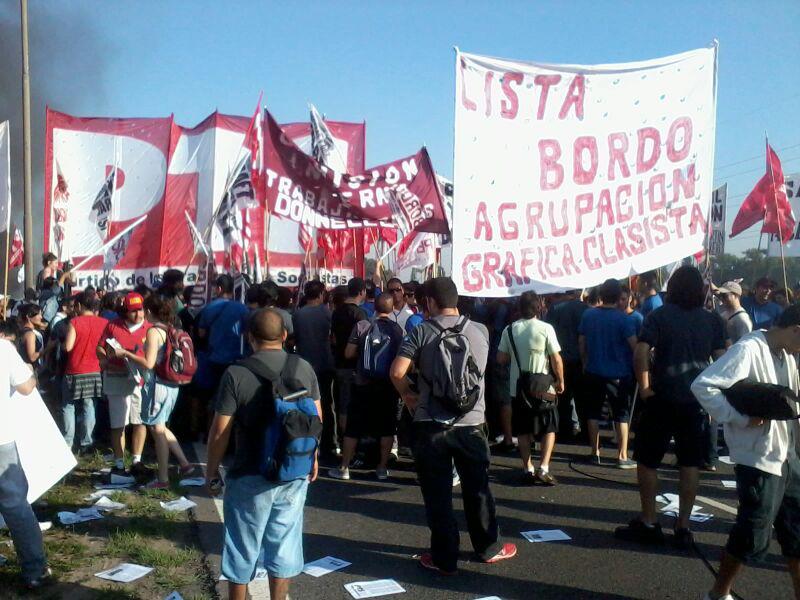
<box><xmin>452</xmin><ymin>45</ymin><xmax>718</xmax><ymax>296</ymax></box>
<box><xmin>767</xmin><ymin>173</ymin><xmax>800</xmax><ymax>257</ymax></box>
<box><xmin>709</xmin><ymin>183</ymin><xmax>727</xmax><ymax>257</ymax></box>
<box><xmin>0</xmin><ymin>121</ymin><xmax>9</xmax><ymax>234</ymax></box>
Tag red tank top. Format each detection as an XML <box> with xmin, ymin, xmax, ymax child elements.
<box><xmin>65</xmin><ymin>315</ymin><xmax>108</xmax><ymax>375</ymax></box>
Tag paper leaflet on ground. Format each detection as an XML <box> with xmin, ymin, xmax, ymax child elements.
<box><xmin>179</xmin><ymin>477</ymin><xmax>205</xmax><ymax>487</ymax></box>
<box><xmin>94</xmin><ymin>496</ymin><xmax>126</xmax><ymax>511</ymax></box>
<box><xmin>160</xmin><ymin>497</ymin><xmax>197</xmax><ymax>512</ymax></box>
<box><xmin>164</xmin><ymin>592</ymin><xmax>184</xmax><ymax>600</ymax></box>
<box><xmin>520</xmin><ymin>529</ymin><xmax>571</xmax><ymax>543</ymax></box>
<box><xmin>94</xmin><ymin>482</ymin><xmax>134</xmax><ymax>490</ymax></box>
<box><xmin>344</xmin><ymin>579</ymin><xmax>406</xmax><ymax>598</ymax></box>
<box><xmin>85</xmin><ymin>489</ymin><xmax>118</xmax><ymax>501</ymax></box>
<box><xmin>452</xmin><ymin>46</ymin><xmax>717</xmax><ymax>296</ymax></box>
<box><xmin>95</xmin><ymin>562</ymin><xmax>153</xmax><ymax>583</ymax></box>
<box><xmin>475</xmin><ymin>597</ymin><xmax>503</xmax><ymax>600</ymax></box>
<box><xmin>722</xmin><ymin>480</ymin><xmax>737</xmax><ymax>488</ymax></box>
<box><xmin>58</xmin><ymin>508</ymin><xmax>104</xmax><ymax>525</ymax></box>
<box><xmin>719</xmin><ymin>456</ymin><xmax>734</xmax><ymax>465</ymax></box>
<box><xmin>11</xmin><ymin>388</ymin><xmax>77</xmax><ymax>503</ymax></box>
<box><xmin>303</xmin><ymin>556</ymin><xmax>352</xmax><ymax>577</ymax></box>
<box><xmin>657</xmin><ymin>495</ymin><xmax>713</xmax><ymax>522</ymax></box>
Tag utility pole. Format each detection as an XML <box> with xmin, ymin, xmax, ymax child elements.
<box><xmin>20</xmin><ymin>0</ymin><xmax>34</xmax><ymax>288</ymax></box>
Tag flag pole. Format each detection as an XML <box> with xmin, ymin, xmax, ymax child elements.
<box><xmin>20</xmin><ymin>0</ymin><xmax>34</xmax><ymax>289</ymax></box>
<box><xmin>766</xmin><ymin>134</ymin><xmax>790</xmax><ymax>294</ymax></box>
<box><xmin>71</xmin><ymin>215</ymin><xmax>148</xmax><ymax>273</ymax></box>
<box><xmin>2</xmin><ymin>230</ymin><xmax>10</xmax><ymax>319</ymax></box>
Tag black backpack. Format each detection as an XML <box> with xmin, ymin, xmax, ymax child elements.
<box><xmin>423</xmin><ymin>317</ymin><xmax>483</xmax><ymax>416</ymax></box>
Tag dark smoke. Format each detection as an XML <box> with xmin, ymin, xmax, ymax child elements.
<box><xmin>0</xmin><ymin>3</ymin><xmax>108</xmax><ymax>294</ymax></box>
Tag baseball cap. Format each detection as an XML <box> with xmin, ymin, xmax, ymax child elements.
<box><xmin>123</xmin><ymin>292</ymin><xmax>144</xmax><ymax>312</ymax></box>
<box><xmin>717</xmin><ymin>281</ymin><xmax>743</xmax><ymax>296</ymax></box>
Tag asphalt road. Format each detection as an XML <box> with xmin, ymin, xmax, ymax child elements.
<box><xmin>191</xmin><ymin>440</ymin><xmax>794</xmax><ymax>600</ymax></box>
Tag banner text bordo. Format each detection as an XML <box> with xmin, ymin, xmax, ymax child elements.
<box><xmin>452</xmin><ymin>46</ymin><xmax>718</xmax><ymax>296</ymax></box>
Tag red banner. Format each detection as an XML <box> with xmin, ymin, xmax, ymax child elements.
<box><xmin>261</xmin><ymin>109</ymin><xmax>449</xmax><ymax>234</ymax></box>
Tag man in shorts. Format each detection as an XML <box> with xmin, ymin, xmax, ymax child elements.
<box><xmin>498</xmin><ymin>291</ymin><xmax>564</xmax><ymax>485</ymax></box>
<box><xmin>329</xmin><ymin>293</ymin><xmax>403</xmax><ymax>481</ymax></box>
<box><xmin>692</xmin><ymin>304</ymin><xmax>800</xmax><ymax>600</ymax></box>
<box><xmin>206</xmin><ymin>309</ymin><xmax>320</xmax><ymax>600</ymax></box>
<box><xmin>97</xmin><ymin>292</ymin><xmax>150</xmax><ymax>474</ymax></box>
<box><xmin>578</xmin><ymin>279</ymin><xmax>637</xmax><ymax>468</ymax></box>
<box><xmin>615</xmin><ymin>266</ymin><xmax>727</xmax><ymax>548</ymax></box>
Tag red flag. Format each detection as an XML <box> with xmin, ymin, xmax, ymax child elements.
<box><xmin>316</xmin><ymin>230</ymin><xmax>341</xmax><ymax>266</ymax></box>
<box><xmin>8</xmin><ymin>227</ymin><xmax>23</xmax><ymax>269</ymax></box>
<box><xmin>761</xmin><ymin>144</ymin><xmax>794</xmax><ymax>243</ymax></box>
<box><xmin>730</xmin><ymin>142</ymin><xmax>794</xmax><ymax>242</ymax></box>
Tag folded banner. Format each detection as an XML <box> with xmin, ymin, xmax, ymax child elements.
<box><xmin>261</xmin><ymin>109</ymin><xmax>449</xmax><ymax>234</ymax></box>
<box><xmin>452</xmin><ymin>45</ymin><xmax>718</xmax><ymax>296</ymax></box>
<box><xmin>708</xmin><ymin>184</ymin><xmax>726</xmax><ymax>258</ymax></box>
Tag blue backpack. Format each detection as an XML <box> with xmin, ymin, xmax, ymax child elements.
<box><xmin>358</xmin><ymin>318</ymin><xmax>403</xmax><ymax>380</ymax></box>
<box><xmin>240</xmin><ymin>355</ymin><xmax>322</xmax><ymax>482</ymax></box>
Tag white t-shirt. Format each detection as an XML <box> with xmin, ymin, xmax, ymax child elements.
<box><xmin>720</xmin><ymin>307</ymin><xmax>753</xmax><ymax>344</ymax></box>
<box><xmin>498</xmin><ymin>318</ymin><xmax>561</xmax><ymax>395</ymax></box>
<box><xmin>389</xmin><ymin>306</ymin><xmax>415</xmax><ymax>331</ymax></box>
<box><xmin>0</xmin><ymin>339</ymin><xmax>34</xmax><ymax>445</ymax></box>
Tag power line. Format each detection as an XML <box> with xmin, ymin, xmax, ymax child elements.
<box><xmin>715</xmin><ymin>143</ymin><xmax>800</xmax><ymax>172</ymax></box>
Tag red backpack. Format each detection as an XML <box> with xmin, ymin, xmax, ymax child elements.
<box><xmin>156</xmin><ymin>325</ymin><xmax>197</xmax><ymax>385</ymax></box>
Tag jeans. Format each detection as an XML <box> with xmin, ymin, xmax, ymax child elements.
<box><xmin>61</xmin><ymin>393</ymin><xmax>97</xmax><ymax>449</ymax></box>
<box><xmin>412</xmin><ymin>422</ymin><xmax>502</xmax><ymax>571</ymax></box>
<box><xmin>222</xmin><ymin>476</ymin><xmax>309</xmax><ymax>582</ymax></box>
<box><xmin>316</xmin><ymin>370</ymin><xmax>337</xmax><ymax>454</ymax></box>
<box><xmin>0</xmin><ymin>442</ymin><xmax>46</xmax><ymax>583</ymax></box>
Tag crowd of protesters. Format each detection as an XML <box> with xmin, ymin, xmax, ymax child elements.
<box><xmin>0</xmin><ymin>251</ymin><xmax>799</xmax><ymax>599</ymax></box>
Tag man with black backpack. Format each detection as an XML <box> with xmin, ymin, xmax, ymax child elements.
<box><xmin>390</xmin><ymin>277</ymin><xmax>517</xmax><ymax>575</ymax></box>
<box><xmin>206</xmin><ymin>308</ymin><xmax>321</xmax><ymax>600</ymax></box>
<box><xmin>329</xmin><ymin>293</ymin><xmax>404</xmax><ymax>481</ymax></box>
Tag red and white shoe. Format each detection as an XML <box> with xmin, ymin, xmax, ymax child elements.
<box><xmin>418</xmin><ymin>553</ymin><xmax>457</xmax><ymax>575</ymax></box>
<box><xmin>483</xmin><ymin>543</ymin><xmax>518</xmax><ymax>564</ymax></box>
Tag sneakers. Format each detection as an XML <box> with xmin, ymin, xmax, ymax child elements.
<box><xmin>418</xmin><ymin>553</ymin><xmax>456</xmax><ymax>575</ymax></box>
<box><xmin>25</xmin><ymin>567</ymin><xmax>53</xmax><ymax>590</ymax></box>
<box><xmin>703</xmin><ymin>594</ymin><xmax>734</xmax><ymax>600</ymax></box>
<box><xmin>376</xmin><ymin>468</ymin><xmax>389</xmax><ymax>481</ymax></box>
<box><xmin>674</xmin><ymin>527</ymin><xmax>694</xmax><ymax>550</ymax></box>
<box><xmin>493</xmin><ymin>441</ymin><xmax>517</xmax><ymax>454</ymax></box>
<box><xmin>586</xmin><ymin>454</ymin><xmax>602</xmax><ymax>466</ymax></box>
<box><xmin>328</xmin><ymin>467</ymin><xmax>350</xmax><ymax>480</ymax></box>
<box><xmin>109</xmin><ymin>466</ymin><xmax>129</xmax><ymax>477</ymax></box>
<box><xmin>521</xmin><ymin>470</ymin><xmax>537</xmax><ymax>485</ymax></box>
<box><xmin>535</xmin><ymin>469</ymin><xmax>557</xmax><ymax>486</ymax></box>
<box><xmin>179</xmin><ymin>464</ymin><xmax>199</xmax><ymax>477</ymax></box>
<box><xmin>614</xmin><ymin>519</ymin><xmax>665</xmax><ymax>545</ymax></box>
<box><xmin>452</xmin><ymin>471</ymin><xmax>461</xmax><ymax>488</ymax></box>
<box><xmin>616</xmin><ymin>458</ymin><xmax>637</xmax><ymax>470</ymax></box>
<box><xmin>483</xmin><ymin>543</ymin><xmax>518</xmax><ymax>564</ymax></box>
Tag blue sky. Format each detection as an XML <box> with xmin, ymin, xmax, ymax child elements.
<box><xmin>39</xmin><ymin>0</ymin><xmax>800</xmax><ymax>255</ymax></box>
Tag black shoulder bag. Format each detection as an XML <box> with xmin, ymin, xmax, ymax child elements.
<box><xmin>506</xmin><ymin>325</ymin><xmax>557</xmax><ymax>413</ymax></box>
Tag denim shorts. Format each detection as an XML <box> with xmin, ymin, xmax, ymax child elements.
<box><xmin>222</xmin><ymin>475</ymin><xmax>309</xmax><ymax>582</ymax></box>
<box><xmin>140</xmin><ymin>375</ymin><xmax>179</xmax><ymax>426</ymax></box>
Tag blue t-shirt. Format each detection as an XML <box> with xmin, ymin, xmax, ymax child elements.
<box><xmin>742</xmin><ymin>296</ymin><xmax>783</xmax><ymax>330</ymax></box>
<box><xmin>579</xmin><ymin>307</ymin><xmax>637</xmax><ymax>379</ymax></box>
<box><xmin>361</xmin><ymin>301</ymin><xmax>376</xmax><ymax>320</ymax></box>
<box><xmin>627</xmin><ymin>310</ymin><xmax>644</xmax><ymax>335</ymax></box>
<box><xmin>638</xmin><ymin>293</ymin><xmax>663</xmax><ymax>318</ymax></box>
<box><xmin>405</xmin><ymin>313</ymin><xmax>425</xmax><ymax>334</ymax></box>
<box><xmin>197</xmin><ymin>298</ymin><xmax>249</xmax><ymax>365</ymax></box>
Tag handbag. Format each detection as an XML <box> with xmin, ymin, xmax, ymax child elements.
<box><xmin>506</xmin><ymin>325</ymin><xmax>557</xmax><ymax>413</ymax></box>
<box><xmin>723</xmin><ymin>380</ymin><xmax>800</xmax><ymax>420</ymax></box>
